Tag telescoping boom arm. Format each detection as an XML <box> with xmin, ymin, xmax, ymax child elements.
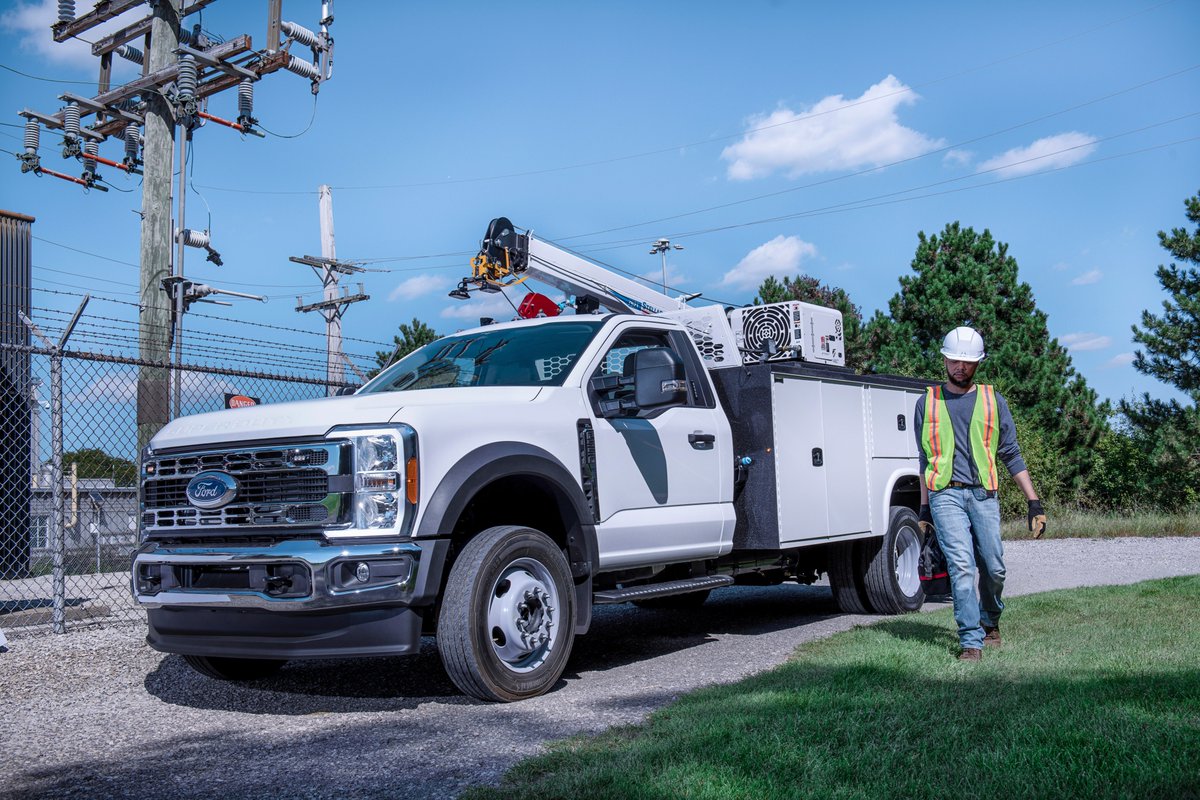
<box><xmin>452</xmin><ymin>217</ymin><xmax>694</xmax><ymax>314</ymax></box>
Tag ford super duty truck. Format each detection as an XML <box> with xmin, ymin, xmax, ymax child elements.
<box><xmin>131</xmin><ymin>219</ymin><xmax>930</xmax><ymax>701</ymax></box>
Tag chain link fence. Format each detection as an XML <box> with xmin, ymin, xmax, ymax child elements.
<box><xmin>0</xmin><ymin>295</ymin><xmax>381</xmax><ymax>639</ymax></box>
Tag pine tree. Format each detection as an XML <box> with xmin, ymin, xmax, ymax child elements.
<box><xmin>754</xmin><ymin>275</ymin><xmax>869</xmax><ymax>371</ymax></box>
<box><xmin>865</xmin><ymin>222</ymin><xmax>1107</xmax><ymax>489</ymax></box>
<box><xmin>1116</xmin><ymin>191</ymin><xmax>1200</xmax><ymax>499</ymax></box>
<box><xmin>1130</xmin><ymin>191</ymin><xmax>1200</xmax><ymax>394</ymax></box>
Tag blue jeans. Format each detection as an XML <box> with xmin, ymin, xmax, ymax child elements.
<box><xmin>929</xmin><ymin>487</ymin><xmax>1005</xmax><ymax>650</ymax></box>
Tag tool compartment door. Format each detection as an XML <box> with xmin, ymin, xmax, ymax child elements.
<box><xmin>773</xmin><ymin>375</ymin><xmax>870</xmax><ymax>544</ymax></box>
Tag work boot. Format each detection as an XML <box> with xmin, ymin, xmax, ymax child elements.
<box><xmin>983</xmin><ymin>625</ymin><xmax>1002</xmax><ymax>647</ymax></box>
<box><xmin>958</xmin><ymin>647</ymin><xmax>982</xmax><ymax>662</ymax></box>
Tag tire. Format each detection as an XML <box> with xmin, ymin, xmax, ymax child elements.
<box><xmin>827</xmin><ymin>541</ymin><xmax>871</xmax><ymax>614</ymax></box>
<box><xmin>633</xmin><ymin>590</ymin><xmax>711</xmax><ymax>609</ymax></box>
<box><xmin>436</xmin><ymin>525</ymin><xmax>576</xmax><ymax>702</ymax></box>
<box><xmin>182</xmin><ymin>655</ymin><xmax>286</xmax><ymax>681</ymax></box>
<box><xmin>860</xmin><ymin>506</ymin><xmax>926</xmax><ymax>614</ymax></box>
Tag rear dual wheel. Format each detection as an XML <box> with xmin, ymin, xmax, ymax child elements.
<box><xmin>828</xmin><ymin>506</ymin><xmax>924</xmax><ymax>615</ymax></box>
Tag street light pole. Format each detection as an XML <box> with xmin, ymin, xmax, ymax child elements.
<box><xmin>649</xmin><ymin>238</ymin><xmax>683</xmax><ymax>294</ymax></box>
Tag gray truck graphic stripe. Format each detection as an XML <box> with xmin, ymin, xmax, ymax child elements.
<box><xmin>607</xmin><ymin>418</ymin><xmax>668</xmax><ymax>504</ymax></box>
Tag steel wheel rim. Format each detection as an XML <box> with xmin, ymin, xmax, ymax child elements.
<box><xmin>487</xmin><ymin>556</ymin><xmax>560</xmax><ymax>673</ymax></box>
<box><xmin>894</xmin><ymin>524</ymin><xmax>921</xmax><ymax>597</ymax></box>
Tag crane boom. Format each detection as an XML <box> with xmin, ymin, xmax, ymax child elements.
<box><xmin>453</xmin><ymin>217</ymin><xmax>691</xmax><ymax>314</ymax></box>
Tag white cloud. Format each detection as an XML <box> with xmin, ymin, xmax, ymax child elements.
<box><xmin>1059</xmin><ymin>332</ymin><xmax>1112</xmax><ymax>352</ymax></box>
<box><xmin>721</xmin><ymin>235</ymin><xmax>818</xmax><ymax>289</ymax></box>
<box><xmin>1104</xmin><ymin>352</ymin><xmax>1135</xmax><ymax>368</ymax></box>
<box><xmin>440</xmin><ymin>293</ymin><xmax>516</xmax><ymax>321</ymax></box>
<box><xmin>388</xmin><ymin>274</ymin><xmax>444</xmax><ymax>301</ymax></box>
<box><xmin>977</xmin><ymin>132</ymin><xmax>1098</xmax><ymax>178</ymax></box>
<box><xmin>720</xmin><ymin>75</ymin><xmax>944</xmax><ymax>180</ymax></box>
<box><xmin>1052</xmin><ymin>261</ymin><xmax>1071</xmax><ymax>272</ymax></box>
<box><xmin>943</xmin><ymin>149</ymin><xmax>974</xmax><ymax>167</ymax></box>
<box><xmin>1071</xmin><ymin>269</ymin><xmax>1103</xmax><ymax>286</ymax></box>
<box><xmin>1</xmin><ymin>0</ymin><xmax>140</xmax><ymax>74</ymax></box>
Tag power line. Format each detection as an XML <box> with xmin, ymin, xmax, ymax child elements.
<box><xmin>556</xmin><ymin>63</ymin><xmax>1200</xmax><ymax>243</ymax></box>
<box><xmin>579</xmin><ymin>133</ymin><xmax>1200</xmax><ymax>251</ymax></box>
<box><xmin>0</xmin><ymin>61</ymin><xmax>101</xmax><ymax>85</ymax></box>
<box><xmin>193</xmin><ymin>0</ymin><xmax>1178</xmax><ymax>197</ymax></box>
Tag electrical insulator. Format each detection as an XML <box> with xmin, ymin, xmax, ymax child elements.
<box><xmin>177</xmin><ymin>228</ymin><xmax>211</xmax><ymax>248</ymax></box>
<box><xmin>115</xmin><ymin>44</ymin><xmax>143</xmax><ymax>65</ymax></box>
<box><xmin>177</xmin><ymin>55</ymin><xmax>198</xmax><ymax>101</ymax></box>
<box><xmin>23</xmin><ymin>119</ymin><xmax>39</xmax><ymax>156</ymax></box>
<box><xmin>82</xmin><ymin>141</ymin><xmax>98</xmax><ymax>175</ymax></box>
<box><xmin>280</xmin><ymin>20</ymin><xmax>320</xmax><ymax>48</ymax></box>
<box><xmin>284</xmin><ymin>54</ymin><xmax>320</xmax><ymax>81</ymax></box>
<box><xmin>236</xmin><ymin>78</ymin><xmax>255</xmax><ymax>126</ymax></box>
<box><xmin>57</xmin><ymin>0</ymin><xmax>74</xmax><ymax>23</ymax></box>
<box><xmin>61</xmin><ymin>101</ymin><xmax>82</xmax><ymax>158</ymax></box>
<box><xmin>18</xmin><ymin>119</ymin><xmax>40</xmax><ymax>173</ymax></box>
<box><xmin>123</xmin><ymin>122</ymin><xmax>141</xmax><ymax>164</ymax></box>
<box><xmin>178</xmin><ymin>25</ymin><xmax>198</xmax><ymax>46</ymax></box>
<box><xmin>63</xmin><ymin>101</ymin><xmax>80</xmax><ymax>138</ymax></box>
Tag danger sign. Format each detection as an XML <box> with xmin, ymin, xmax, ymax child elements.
<box><xmin>224</xmin><ymin>393</ymin><xmax>261</xmax><ymax>409</ymax></box>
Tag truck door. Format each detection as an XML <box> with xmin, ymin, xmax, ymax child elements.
<box><xmin>584</xmin><ymin>325</ymin><xmax>734</xmax><ymax>569</ymax></box>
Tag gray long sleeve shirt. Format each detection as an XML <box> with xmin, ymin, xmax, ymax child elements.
<box><xmin>913</xmin><ymin>385</ymin><xmax>1027</xmax><ymax>486</ymax></box>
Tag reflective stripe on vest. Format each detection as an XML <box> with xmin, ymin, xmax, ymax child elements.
<box><xmin>921</xmin><ymin>384</ymin><xmax>1001</xmax><ymax>492</ymax></box>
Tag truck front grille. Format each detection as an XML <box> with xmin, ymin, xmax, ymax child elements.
<box><xmin>142</xmin><ymin>441</ymin><xmax>349</xmax><ymax>538</ymax></box>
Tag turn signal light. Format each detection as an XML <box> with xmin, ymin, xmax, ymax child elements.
<box><xmin>406</xmin><ymin>457</ymin><xmax>419</xmax><ymax>505</ymax></box>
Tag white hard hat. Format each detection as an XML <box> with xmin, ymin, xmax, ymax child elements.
<box><xmin>940</xmin><ymin>326</ymin><xmax>986</xmax><ymax>362</ymax></box>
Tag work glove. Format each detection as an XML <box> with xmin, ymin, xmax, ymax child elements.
<box><xmin>918</xmin><ymin>504</ymin><xmax>935</xmax><ymax>537</ymax></box>
<box><xmin>1027</xmin><ymin>499</ymin><xmax>1047</xmax><ymax>538</ymax></box>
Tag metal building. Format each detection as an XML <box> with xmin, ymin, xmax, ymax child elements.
<box><xmin>1</xmin><ymin>209</ymin><xmax>34</xmax><ymax>578</ymax></box>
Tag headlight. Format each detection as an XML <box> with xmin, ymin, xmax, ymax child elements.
<box><xmin>328</xmin><ymin>426</ymin><xmax>418</xmax><ymax>537</ymax></box>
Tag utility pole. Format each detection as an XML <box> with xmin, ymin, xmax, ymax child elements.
<box><xmin>291</xmin><ymin>185</ymin><xmax>369</xmax><ymax>394</ymax></box>
<box><xmin>319</xmin><ymin>184</ymin><xmax>340</xmax><ymax>386</ymax></box>
<box><xmin>136</xmin><ymin>0</ymin><xmax>180</xmax><ymax>449</ymax></box>
<box><xmin>14</xmin><ymin>1</ymin><xmax>339</xmax><ymax>435</ymax></box>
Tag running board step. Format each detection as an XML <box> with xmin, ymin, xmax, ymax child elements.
<box><xmin>593</xmin><ymin>575</ymin><xmax>734</xmax><ymax>605</ymax></box>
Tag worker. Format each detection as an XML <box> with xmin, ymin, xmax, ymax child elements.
<box><xmin>914</xmin><ymin>326</ymin><xmax>1047</xmax><ymax>662</ymax></box>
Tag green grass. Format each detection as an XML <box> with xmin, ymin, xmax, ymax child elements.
<box><xmin>466</xmin><ymin>578</ymin><xmax>1200</xmax><ymax>800</ymax></box>
<box><xmin>1001</xmin><ymin>508</ymin><xmax>1200</xmax><ymax>540</ymax></box>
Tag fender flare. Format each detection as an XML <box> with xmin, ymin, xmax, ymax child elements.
<box><xmin>880</xmin><ymin>467</ymin><xmax>921</xmax><ymax>533</ymax></box>
<box><xmin>416</xmin><ymin>442</ymin><xmax>598</xmax><ymax>632</ymax></box>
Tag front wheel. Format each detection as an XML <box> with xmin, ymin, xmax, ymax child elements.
<box><xmin>436</xmin><ymin>525</ymin><xmax>576</xmax><ymax>702</ymax></box>
<box><xmin>860</xmin><ymin>506</ymin><xmax>926</xmax><ymax>614</ymax></box>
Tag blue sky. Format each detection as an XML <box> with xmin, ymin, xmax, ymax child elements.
<box><xmin>1</xmin><ymin>0</ymin><xmax>1197</xmax><ymax>407</ymax></box>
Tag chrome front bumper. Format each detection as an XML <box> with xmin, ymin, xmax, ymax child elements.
<box><xmin>131</xmin><ymin>538</ymin><xmax>423</xmax><ymax>611</ymax></box>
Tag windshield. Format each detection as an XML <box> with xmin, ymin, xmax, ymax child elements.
<box><xmin>360</xmin><ymin>320</ymin><xmax>606</xmax><ymax>393</ymax></box>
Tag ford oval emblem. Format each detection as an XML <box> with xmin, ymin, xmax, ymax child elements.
<box><xmin>186</xmin><ymin>470</ymin><xmax>239</xmax><ymax>510</ymax></box>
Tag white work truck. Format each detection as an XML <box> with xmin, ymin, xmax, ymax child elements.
<box><xmin>131</xmin><ymin>219</ymin><xmax>930</xmax><ymax>701</ymax></box>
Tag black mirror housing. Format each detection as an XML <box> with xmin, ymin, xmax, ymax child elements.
<box><xmin>625</xmin><ymin>347</ymin><xmax>687</xmax><ymax>409</ymax></box>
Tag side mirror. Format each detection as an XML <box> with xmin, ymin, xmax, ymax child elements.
<box><xmin>628</xmin><ymin>347</ymin><xmax>687</xmax><ymax>409</ymax></box>
<box><xmin>335</xmin><ymin>386</ymin><xmax>357</xmax><ymax>396</ymax></box>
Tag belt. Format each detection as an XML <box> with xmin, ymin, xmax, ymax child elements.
<box><xmin>943</xmin><ymin>481</ymin><xmax>997</xmax><ymax>498</ymax></box>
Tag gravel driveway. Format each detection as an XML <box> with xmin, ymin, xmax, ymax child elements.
<box><xmin>3</xmin><ymin>536</ymin><xmax>1198</xmax><ymax>800</ymax></box>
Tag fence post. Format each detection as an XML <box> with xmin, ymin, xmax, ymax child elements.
<box><xmin>49</xmin><ymin>348</ymin><xmax>64</xmax><ymax>633</ymax></box>
<box><xmin>21</xmin><ymin>297</ymin><xmax>88</xmax><ymax>635</ymax></box>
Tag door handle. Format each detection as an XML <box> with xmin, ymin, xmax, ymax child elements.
<box><xmin>688</xmin><ymin>432</ymin><xmax>716</xmax><ymax>450</ymax></box>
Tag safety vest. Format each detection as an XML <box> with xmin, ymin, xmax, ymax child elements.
<box><xmin>920</xmin><ymin>384</ymin><xmax>1000</xmax><ymax>492</ymax></box>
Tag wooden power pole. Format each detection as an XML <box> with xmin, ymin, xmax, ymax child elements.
<box><xmin>136</xmin><ymin>0</ymin><xmax>180</xmax><ymax>449</ymax></box>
